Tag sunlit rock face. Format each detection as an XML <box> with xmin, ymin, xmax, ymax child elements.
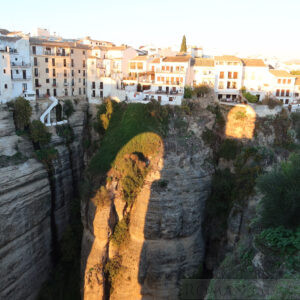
<box><xmin>81</xmin><ymin>111</ymin><xmax>214</xmax><ymax>300</ymax></box>
<box><xmin>225</xmin><ymin>105</ymin><xmax>256</xmax><ymax>139</ymax></box>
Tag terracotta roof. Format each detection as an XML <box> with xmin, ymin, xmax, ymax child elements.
<box><xmin>151</xmin><ymin>58</ymin><xmax>160</xmax><ymax>64</ymax></box>
<box><xmin>162</xmin><ymin>55</ymin><xmax>191</xmax><ymax>63</ymax></box>
<box><xmin>214</xmin><ymin>55</ymin><xmax>242</xmax><ymax>62</ymax></box>
<box><xmin>295</xmin><ymin>76</ymin><xmax>300</xmax><ymax>85</ymax></box>
<box><xmin>131</xmin><ymin>56</ymin><xmax>148</xmax><ymax>61</ymax></box>
<box><xmin>269</xmin><ymin>70</ymin><xmax>295</xmax><ymax>78</ymax></box>
<box><xmin>242</xmin><ymin>59</ymin><xmax>266</xmax><ymax>67</ymax></box>
<box><xmin>29</xmin><ymin>38</ymin><xmax>90</xmax><ymax>49</ymax></box>
<box><xmin>107</xmin><ymin>46</ymin><xmax>127</xmax><ymax>51</ymax></box>
<box><xmin>194</xmin><ymin>58</ymin><xmax>214</xmax><ymax>67</ymax></box>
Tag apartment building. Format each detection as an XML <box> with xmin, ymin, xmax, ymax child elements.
<box><xmin>30</xmin><ymin>38</ymin><xmax>89</xmax><ymax>99</ymax></box>
<box><xmin>0</xmin><ymin>33</ymin><xmax>33</xmax><ymax>101</ymax></box>
<box><xmin>0</xmin><ymin>50</ymin><xmax>12</xmax><ymax>103</ymax></box>
<box><xmin>268</xmin><ymin>70</ymin><xmax>296</xmax><ymax>105</ymax></box>
<box><xmin>294</xmin><ymin>77</ymin><xmax>300</xmax><ymax>102</ymax></box>
<box><xmin>242</xmin><ymin>59</ymin><xmax>269</xmax><ymax>101</ymax></box>
<box><xmin>193</xmin><ymin>58</ymin><xmax>215</xmax><ymax>87</ymax></box>
<box><xmin>214</xmin><ymin>56</ymin><xmax>243</xmax><ymax>101</ymax></box>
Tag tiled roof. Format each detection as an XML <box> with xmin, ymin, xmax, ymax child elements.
<box><xmin>107</xmin><ymin>46</ymin><xmax>127</xmax><ymax>51</ymax></box>
<box><xmin>29</xmin><ymin>38</ymin><xmax>90</xmax><ymax>49</ymax></box>
<box><xmin>242</xmin><ymin>59</ymin><xmax>266</xmax><ymax>67</ymax></box>
<box><xmin>215</xmin><ymin>55</ymin><xmax>242</xmax><ymax>62</ymax></box>
<box><xmin>194</xmin><ymin>58</ymin><xmax>214</xmax><ymax>67</ymax></box>
<box><xmin>151</xmin><ymin>58</ymin><xmax>160</xmax><ymax>64</ymax></box>
<box><xmin>131</xmin><ymin>56</ymin><xmax>148</xmax><ymax>61</ymax></box>
<box><xmin>162</xmin><ymin>55</ymin><xmax>191</xmax><ymax>63</ymax></box>
<box><xmin>269</xmin><ymin>70</ymin><xmax>295</xmax><ymax>78</ymax></box>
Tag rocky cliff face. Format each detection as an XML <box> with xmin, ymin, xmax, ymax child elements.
<box><xmin>81</xmin><ymin>102</ymin><xmax>215</xmax><ymax>299</ymax></box>
<box><xmin>0</xmin><ymin>100</ymin><xmax>88</xmax><ymax>300</ymax></box>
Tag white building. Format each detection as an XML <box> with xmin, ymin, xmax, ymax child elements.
<box><xmin>0</xmin><ymin>50</ymin><xmax>13</xmax><ymax>103</ymax></box>
<box><xmin>214</xmin><ymin>55</ymin><xmax>244</xmax><ymax>101</ymax></box>
<box><xmin>192</xmin><ymin>58</ymin><xmax>215</xmax><ymax>87</ymax></box>
<box><xmin>0</xmin><ymin>34</ymin><xmax>34</xmax><ymax>101</ymax></box>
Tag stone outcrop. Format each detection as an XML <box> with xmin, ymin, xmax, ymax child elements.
<box><xmin>0</xmin><ymin>100</ymin><xmax>87</xmax><ymax>300</ymax></box>
<box><xmin>81</xmin><ymin>107</ymin><xmax>215</xmax><ymax>299</ymax></box>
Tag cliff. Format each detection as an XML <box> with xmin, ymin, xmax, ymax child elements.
<box><xmin>0</xmin><ymin>100</ymin><xmax>88</xmax><ymax>300</ymax></box>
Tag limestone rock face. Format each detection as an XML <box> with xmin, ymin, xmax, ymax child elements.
<box><xmin>0</xmin><ymin>101</ymin><xmax>87</xmax><ymax>300</ymax></box>
<box><xmin>81</xmin><ymin>110</ymin><xmax>214</xmax><ymax>300</ymax></box>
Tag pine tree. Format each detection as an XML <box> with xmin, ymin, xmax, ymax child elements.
<box><xmin>180</xmin><ymin>35</ymin><xmax>187</xmax><ymax>53</ymax></box>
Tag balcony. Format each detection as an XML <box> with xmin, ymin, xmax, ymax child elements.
<box><xmin>64</xmin><ymin>82</ymin><xmax>68</xmax><ymax>86</ymax></box>
<box><xmin>35</xmin><ymin>84</ymin><xmax>42</xmax><ymax>87</ymax></box>
<box><xmin>56</xmin><ymin>53</ymin><xmax>70</xmax><ymax>56</ymax></box>
<box><xmin>12</xmin><ymin>76</ymin><xmax>32</xmax><ymax>81</ymax></box>
<box><xmin>52</xmin><ymin>83</ymin><xmax>57</xmax><ymax>87</ymax></box>
<box><xmin>11</xmin><ymin>62</ymin><xmax>31</xmax><ymax>68</ymax></box>
<box><xmin>157</xmin><ymin>69</ymin><xmax>185</xmax><ymax>74</ymax></box>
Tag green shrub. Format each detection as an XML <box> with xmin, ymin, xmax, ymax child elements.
<box><xmin>257</xmin><ymin>153</ymin><xmax>300</xmax><ymax>229</ymax></box>
<box><xmin>30</xmin><ymin>120</ymin><xmax>52</xmax><ymax>148</ymax></box>
<box><xmin>56</xmin><ymin>124</ymin><xmax>74</xmax><ymax>144</ymax></box>
<box><xmin>291</xmin><ymin>112</ymin><xmax>300</xmax><ymax>140</ymax></box>
<box><xmin>262</xmin><ymin>96</ymin><xmax>283</xmax><ymax>109</ymax></box>
<box><xmin>202</xmin><ymin>128</ymin><xmax>217</xmax><ymax>146</ymax></box>
<box><xmin>184</xmin><ymin>86</ymin><xmax>193</xmax><ymax>99</ymax></box>
<box><xmin>104</xmin><ymin>255</ymin><xmax>122</xmax><ymax>285</ymax></box>
<box><xmin>194</xmin><ymin>84</ymin><xmax>212</xmax><ymax>97</ymax></box>
<box><xmin>100</xmin><ymin>98</ymin><xmax>113</xmax><ymax>130</ymax></box>
<box><xmin>35</xmin><ymin>147</ymin><xmax>58</xmax><ymax>165</ymax></box>
<box><xmin>218</xmin><ymin>139</ymin><xmax>242</xmax><ymax>160</ymax></box>
<box><xmin>63</xmin><ymin>100</ymin><xmax>75</xmax><ymax>118</ymax></box>
<box><xmin>13</xmin><ymin>97</ymin><xmax>32</xmax><ymax>131</ymax></box>
<box><xmin>110</xmin><ymin>218</ymin><xmax>129</xmax><ymax>247</ymax></box>
<box><xmin>243</xmin><ymin>92</ymin><xmax>258</xmax><ymax>103</ymax></box>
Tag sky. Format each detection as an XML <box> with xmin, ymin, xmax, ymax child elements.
<box><xmin>1</xmin><ymin>0</ymin><xmax>299</xmax><ymax>59</ymax></box>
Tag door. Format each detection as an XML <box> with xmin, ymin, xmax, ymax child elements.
<box><xmin>166</xmin><ymin>86</ymin><xmax>169</xmax><ymax>94</ymax></box>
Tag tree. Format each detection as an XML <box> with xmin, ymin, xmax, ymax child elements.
<box><xmin>63</xmin><ymin>100</ymin><xmax>75</xmax><ymax>118</ymax></box>
<box><xmin>30</xmin><ymin>120</ymin><xmax>52</xmax><ymax>148</ymax></box>
<box><xmin>180</xmin><ymin>35</ymin><xmax>187</xmax><ymax>53</ymax></box>
<box><xmin>13</xmin><ymin>97</ymin><xmax>32</xmax><ymax>131</ymax></box>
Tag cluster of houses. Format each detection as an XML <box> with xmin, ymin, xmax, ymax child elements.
<box><xmin>0</xmin><ymin>28</ymin><xmax>300</xmax><ymax>107</ymax></box>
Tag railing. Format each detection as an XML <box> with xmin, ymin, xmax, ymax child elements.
<box><xmin>157</xmin><ymin>69</ymin><xmax>185</xmax><ymax>74</ymax></box>
<box><xmin>11</xmin><ymin>62</ymin><xmax>31</xmax><ymax>67</ymax></box>
<box><xmin>12</xmin><ymin>76</ymin><xmax>32</xmax><ymax>81</ymax></box>
<box><xmin>35</xmin><ymin>84</ymin><xmax>42</xmax><ymax>87</ymax></box>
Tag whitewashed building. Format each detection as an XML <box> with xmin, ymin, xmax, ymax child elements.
<box><xmin>0</xmin><ymin>50</ymin><xmax>12</xmax><ymax>103</ymax></box>
<box><xmin>192</xmin><ymin>58</ymin><xmax>215</xmax><ymax>87</ymax></box>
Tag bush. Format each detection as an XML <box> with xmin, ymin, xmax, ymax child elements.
<box><xmin>110</xmin><ymin>218</ymin><xmax>129</xmax><ymax>246</ymax></box>
<box><xmin>63</xmin><ymin>100</ymin><xmax>75</xmax><ymax>118</ymax></box>
<box><xmin>100</xmin><ymin>98</ymin><xmax>113</xmax><ymax>130</ymax></box>
<box><xmin>13</xmin><ymin>97</ymin><xmax>32</xmax><ymax>131</ymax></box>
<box><xmin>184</xmin><ymin>86</ymin><xmax>193</xmax><ymax>99</ymax></box>
<box><xmin>35</xmin><ymin>147</ymin><xmax>58</xmax><ymax>165</ymax></box>
<box><xmin>262</xmin><ymin>96</ymin><xmax>283</xmax><ymax>109</ymax></box>
<box><xmin>104</xmin><ymin>255</ymin><xmax>122</xmax><ymax>285</ymax></box>
<box><xmin>56</xmin><ymin>124</ymin><xmax>74</xmax><ymax>144</ymax></box>
<box><xmin>218</xmin><ymin>139</ymin><xmax>242</xmax><ymax>160</ymax></box>
<box><xmin>243</xmin><ymin>92</ymin><xmax>258</xmax><ymax>103</ymax></box>
<box><xmin>257</xmin><ymin>153</ymin><xmax>300</xmax><ymax>229</ymax></box>
<box><xmin>30</xmin><ymin>120</ymin><xmax>52</xmax><ymax>148</ymax></box>
<box><xmin>194</xmin><ymin>84</ymin><xmax>212</xmax><ymax>97</ymax></box>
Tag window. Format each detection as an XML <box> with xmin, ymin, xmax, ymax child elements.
<box><xmin>71</xmin><ymin>70</ymin><xmax>74</xmax><ymax>77</ymax></box>
<box><xmin>232</xmin><ymin>82</ymin><xmax>237</xmax><ymax>89</ymax></box>
<box><xmin>34</xmin><ymin>57</ymin><xmax>37</xmax><ymax>66</ymax></box>
<box><xmin>83</xmin><ymin>88</ymin><xmax>86</xmax><ymax>95</ymax></box>
<box><xmin>64</xmin><ymin>69</ymin><xmax>67</xmax><ymax>77</ymax></box>
<box><xmin>36</xmin><ymin>89</ymin><xmax>39</xmax><ymax>97</ymax></box>
<box><xmin>83</xmin><ymin>51</ymin><xmax>85</xmax><ymax>55</ymax></box>
<box><xmin>286</xmin><ymin>90</ymin><xmax>290</xmax><ymax>97</ymax></box>
<box><xmin>220</xmin><ymin>72</ymin><xmax>224</xmax><ymax>79</ymax></box>
<box><xmin>46</xmin><ymin>79</ymin><xmax>50</xmax><ymax>83</ymax></box>
<box><xmin>228</xmin><ymin>72</ymin><xmax>232</xmax><ymax>79</ymax></box>
<box><xmin>71</xmin><ymin>49</ymin><xmax>74</xmax><ymax>54</ymax></box>
<box><xmin>78</xmin><ymin>70</ymin><xmax>81</xmax><ymax>74</ymax></box>
<box><xmin>100</xmin><ymin>91</ymin><xmax>103</xmax><ymax>98</ymax></box>
<box><xmin>35</xmin><ymin>79</ymin><xmax>39</xmax><ymax>87</ymax></box>
<box><xmin>46</xmin><ymin>68</ymin><xmax>49</xmax><ymax>73</ymax></box>
<box><xmin>218</xmin><ymin>81</ymin><xmax>224</xmax><ymax>89</ymax></box>
<box><xmin>130</xmin><ymin>62</ymin><xmax>136</xmax><ymax>69</ymax></box>
<box><xmin>83</xmin><ymin>60</ymin><xmax>86</xmax><ymax>67</ymax></box>
<box><xmin>227</xmin><ymin>81</ymin><xmax>231</xmax><ymax>89</ymax></box>
<box><xmin>288</xmin><ymin>79</ymin><xmax>291</xmax><ymax>84</ymax></box>
<box><xmin>53</xmin><ymin>79</ymin><xmax>56</xmax><ymax>86</ymax></box>
<box><xmin>92</xmin><ymin>81</ymin><xmax>95</xmax><ymax>89</ymax></box>
<box><xmin>285</xmin><ymin>99</ymin><xmax>289</xmax><ymax>104</ymax></box>
<box><xmin>4</xmin><ymin>84</ymin><xmax>7</xmax><ymax>89</ymax></box>
<box><xmin>53</xmin><ymin>69</ymin><xmax>56</xmax><ymax>77</ymax></box>
<box><xmin>100</xmin><ymin>82</ymin><xmax>103</xmax><ymax>89</ymax></box>
<box><xmin>157</xmin><ymin>76</ymin><xmax>161</xmax><ymax>82</ymax></box>
<box><xmin>53</xmin><ymin>89</ymin><xmax>56</xmax><ymax>96</ymax></box>
<box><xmin>47</xmin><ymin>89</ymin><xmax>50</xmax><ymax>96</ymax></box>
<box><xmin>92</xmin><ymin>90</ymin><xmax>95</xmax><ymax>97</ymax></box>
<box><xmin>276</xmin><ymin>89</ymin><xmax>280</xmax><ymax>96</ymax></box>
<box><xmin>71</xmin><ymin>59</ymin><xmax>74</xmax><ymax>67</ymax></box>
<box><xmin>166</xmin><ymin>66</ymin><xmax>170</xmax><ymax>71</ymax></box>
<box><xmin>65</xmin><ymin>89</ymin><xmax>68</xmax><ymax>96</ymax></box>
<box><xmin>72</xmin><ymin>79</ymin><xmax>74</xmax><ymax>86</ymax></box>
<box><xmin>44</xmin><ymin>58</ymin><xmax>48</xmax><ymax>63</ymax></box>
<box><xmin>79</xmin><ymin>78</ymin><xmax>81</xmax><ymax>83</ymax></box>
<box><xmin>169</xmin><ymin>97</ymin><xmax>173</xmax><ymax>102</ymax></box>
<box><xmin>158</xmin><ymin>96</ymin><xmax>162</xmax><ymax>102</ymax></box>
<box><xmin>278</xmin><ymin>79</ymin><xmax>281</xmax><ymax>84</ymax></box>
<box><xmin>16</xmin><ymin>70</ymin><xmax>19</xmax><ymax>74</ymax></box>
<box><xmin>79</xmin><ymin>88</ymin><xmax>81</xmax><ymax>95</ymax></box>
<box><xmin>32</xmin><ymin>46</ymin><xmax>36</xmax><ymax>54</ymax></box>
<box><xmin>281</xmin><ymin>90</ymin><xmax>285</xmax><ymax>96</ymax></box>
<box><xmin>34</xmin><ymin>68</ymin><xmax>38</xmax><ymax>76</ymax></box>
<box><xmin>83</xmin><ymin>70</ymin><xmax>86</xmax><ymax>76</ymax></box>
<box><xmin>52</xmin><ymin>58</ymin><xmax>55</xmax><ymax>66</ymax></box>
<box><xmin>137</xmin><ymin>62</ymin><xmax>143</xmax><ymax>70</ymax></box>
<box><xmin>162</xmin><ymin>66</ymin><xmax>165</xmax><ymax>71</ymax></box>
<box><xmin>83</xmin><ymin>78</ymin><xmax>86</xmax><ymax>85</ymax></box>
<box><xmin>283</xmin><ymin>79</ymin><xmax>286</xmax><ymax>84</ymax></box>
<box><xmin>233</xmin><ymin>72</ymin><xmax>238</xmax><ymax>79</ymax></box>
<box><xmin>64</xmin><ymin>59</ymin><xmax>66</xmax><ymax>67</ymax></box>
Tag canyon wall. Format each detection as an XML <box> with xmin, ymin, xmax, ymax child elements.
<box><xmin>0</xmin><ymin>100</ymin><xmax>87</xmax><ymax>300</ymax></box>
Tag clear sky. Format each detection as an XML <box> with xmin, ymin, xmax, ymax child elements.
<box><xmin>1</xmin><ymin>0</ymin><xmax>299</xmax><ymax>59</ymax></box>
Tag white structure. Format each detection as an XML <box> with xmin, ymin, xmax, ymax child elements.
<box><xmin>0</xmin><ymin>34</ymin><xmax>34</xmax><ymax>101</ymax></box>
<box><xmin>40</xmin><ymin>96</ymin><xmax>67</xmax><ymax>126</ymax></box>
<box><xmin>193</xmin><ymin>58</ymin><xmax>215</xmax><ymax>87</ymax></box>
<box><xmin>0</xmin><ymin>50</ymin><xmax>12</xmax><ymax>103</ymax></box>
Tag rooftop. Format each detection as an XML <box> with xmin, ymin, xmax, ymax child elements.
<box><xmin>194</xmin><ymin>58</ymin><xmax>214</xmax><ymax>67</ymax></box>
<box><xmin>162</xmin><ymin>55</ymin><xmax>191</xmax><ymax>63</ymax></box>
<box><xmin>29</xmin><ymin>37</ymin><xmax>90</xmax><ymax>49</ymax></box>
<box><xmin>269</xmin><ymin>70</ymin><xmax>295</xmax><ymax>78</ymax></box>
<box><xmin>242</xmin><ymin>58</ymin><xmax>266</xmax><ymax>67</ymax></box>
<box><xmin>130</xmin><ymin>56</ymin><xmax>148</xmax><ymax>61</ymax></box>
<box><xmin>215</xmin><ymin>55</ymin><xmax>242</xmax><ymax>62</ymax></box>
